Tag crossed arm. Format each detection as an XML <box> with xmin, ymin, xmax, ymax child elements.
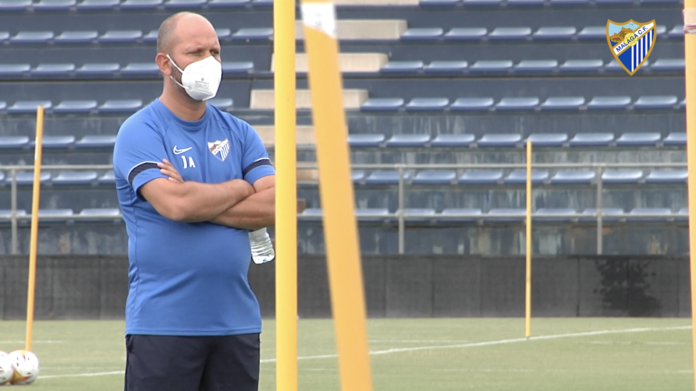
<box><xmin>139</xmin><ymin>159</ymin><xmax>275</xmax><ymax>231</ymax></box>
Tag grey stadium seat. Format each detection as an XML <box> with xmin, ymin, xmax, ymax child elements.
<box><xmin>632</xmin><ymin>96</ymin><xmax>678</xmax><ymax>110</ymax></box>
<box><xmin>385</xmin><ymin>134</ymin><xmax>431</xmax><ymax>148</ymax></box>
<box><xmin>568</xmin><ymin>133</ymin><xmax>614</xmax><ymax>147</ymax></box>
<box><xmin>232</xmin><ymin>28</ymin><xmax>273</xmax><ymax>41</ymax></box>
<box><xmin>443</xmin><ymin>28</ymin><xmax>487</xmax><ymax>41</ymax></box>
<box><xmin>54</xmin><ymin>31</ymin><xmax>98</xmax><ymax>44</ymax></box>
<box><xmin>615</xmin><ymin>132</ymin><xmax>661</xmax><ymax>146</ymax></box>
<box><xmin>54</xmin><ymin>100</ymin><xmax>98</xmax><ymax>114</ymax></box>
<box><xmin>401</xmin><ymin>208</ymin><xmax>437</xmax><ymax>224</ymax></box>
<box><xmin>120</xmin><ymin>63</ymin><xmax>160</xmax><ymax>77</ymax></box>
<box><xmin>468</xmin><ymin>60</ymin><xmax>513</xmax><ymax>73</ymax></box>
<box><xmin>16</xmin><ymin>171</ymin><xmax>52</xmax><ymax>186</ymax></box>
<box><xmin>601</xmin><ymin>169</ymin><xmax>644</xmax><ymax>184</ymax></box>
<box><xmin>8</xmin><ymin>100</ymin><xmax>53</xmax><ymax>114</ymax></box>
<box><xmin>76</xmin><ymin>63</ymin><xmax>120</xmax><ymax>76</ymax></box>
<box><xmin>360</xmin><ymin>98</ymin><xmax>404</xmax><ymax>112</ymax></box>
<box><xmin>477</xmin><ymin>133</ymin><xmax>522</xmax><ymax>147</ymax></box>
<box><xmin>577</xmin><ymin>26</ymin><xmax>605</xmax><ymax>40</ymax></box>
<box><xmin>430</xmin><ymin>134</ymin><xmax>476</xmax><ymax>147</ymax></box>
<box><xmin>559</xmin><ymin>59</ymin><xmax>603</xmax><ymax>73</ymax></box>
<box><xmin>581</xmin><ymin>208</ymin><xmax>625</xmax><ymax>222</ymax></box>
<box><xmin>207</xmin><ymin>98</ymin><xmax>234</xmax><ymax>110</ymax></box>
<box><xmin>495</xmin><ymin>97</ymin><xmax>539</xmax><ymax>111</ymax></box>
<box><xmin>449</xmin><ymin>97</ymin><xmax>494</xmax><ymax>111</ymax></box>
<box><xmin>52</xmin><ymin>171</ymin><xmax>99</xmax><ymax>186</ymax></box>
<box><xmin>533</xmin><ymin>26</ymin><xmax>576</xmax><ymax>40</ymax></box>
<box><xmin>31</xmin><ymin>135</ymin><xmax>76</xmax><ymax>149</ymax></box>
<box><xmin>76</xmin><ymin>0</ymin><xmax>120</xmax><ymax>9</ymax></box>
<box><xmin>120</xmin><ymin>0</ymin><xmax>163</xmax><ymax>9</ymax></box>
<box><xmin>540</xmin><ymin>97</ymin><xmax>584</xmax><ymax>111</ymax></box>
<box><xmin>31</xmin><ymin>63</ymin><xmax>76</xmax><ymax>77</ymax></box>
<box><xmin>533</xmin><ymin>208</ymin><xmax>578</xmax><ymax>223</ymax></box>
<box><xmin>34</xmin><ymin>0</ymin><xmax>76</xmax><ymax>11</ymax></box>
<box><xmin>549</xmin><ymin>170</ymin><xmax>596</xmax><ymax>184</ymax></box>
<box><xmin>0</xmin><ymin>64</ymin><xmax>31</xmax><ymax>77</ymax></box>
<box><xmin>526</xmin><ymin>133</ymin><xmax>569</xmax><ymax>147</ymax></box>
<box><xmin>400</xmin><ymin>28</ymin><xmax>444</xmax><ymax>41</ymax></box>
<box><xmin>458</xmin><ymin>170</ymin><xmax>504</xmax><ymax>184</ymax></box>
<box><xmin>503</xmin><ymin>169</ymin><xmax>549</xmax><ymax>184</ymax></box>
<box><xmin>347</xmin><ymin>134</ymin><xmax>385</xmax><ymax>148</ymax></box>
<box><xmin>644</xmin><ymin>169</ymin><xmax>688</xmax><ymax>183</ymax></box>
<box><xmin>351</xmin><ymin>170</ymin><xmax>365</xmax><ymax>183</ymax></box>
<box><xmin>487</xmin><ymin>27</ymin><xmax>531</xmax><ymax>40</ymax></box>
<box><xmin>98</xmin><ymin>171</ymin><xmax>117</xmax><ymax>185</ymax></box>
<box><xmin>38</xmin><ymin>209</ymin><xmax>75</xmax><ymax>223</ymax></box>
<box><xmin>0</xmin><ymin>0</ymin><xmax>31</xmax><ymax>11</ymax></box>
<box><xmin>380</xmin><ymin>61</ymin><xmax>424</xmax><ymax>74</ymax></box>
<box><xmin>77</xmin><ymin>208</ymin><xmax>122</xmax><ymax>223</ymax></box>
<box><xmin>663</xmin><ymin>132</ymin><xmax>686</xmax><ymax>146</ymax></box>
<box><xmin>486</xmin><ymin>208</ymin><xmax>526</xmax><ymax>222</ymax></box>
<box><xmin>411</xmin><ymin>170</ymin><xmax>457</xmax><ymax>185</ymax></box>
<box><xmin>626</xmin><ymin>208</ymin><xmax>673</xmax><ymax>222</ymax></box>
<box><xmin>99</xmin><ymin>30</ymin><xmax>143</xmax><ymax>43</ymax></box>
<box><xmin>364</xmin><ymin>170</ymin><xmax>412</xmax><ymax>185</ymax></box>
<box><xmin>355</xmin><ymin>208</ymin><xmax>390</xmax><ymax>223</ymax></box>
<box><xmin>208</xmin><ymin>0</ymin><xmax>250</xmax><ymax>7</ymax></box>
<box><xmin>438</xmin><ymin>208</ymin><xmax>482</xmax><ymax>223</ymax></box>
<box><xmin>0</xmin><ymin>136</ymin><xmax>30</xmax><ymax>150</ymax></box>
<box><xmin>650</xmin><ymin>59</ymin><xmax>685</xmax><ymax>72</ymax></box>
<box><xmin>222</xmin><ymin>62</ymin><xmax>254</xmax><ymax>75</ymax></box>
<box><xmin>424</xmin><ymin>61</ymin><xmax>468</xmax><ymax>74</ymax></box>
<box><xmin>10</xmin><ymin>31</ymin><xmax>54</xmax><ymax>44</ymax></box>
<box><xmin>76</xmin><ymin>135</ymin><xmax>117</xmax><ymax>149</ymax></box>
<box><xmin>98</xmin><ymin>99</ymin><xmax>143</xmax><ymax>113</ymax></box>
<box><xmin>586</xmin><ymin>96</ymin><xmax>632</xmax><ymax>110</ymax></box>
<box><xmin>164</xmin><ymin>0</ymin><xmax>207</xmax><ymax>8</ymax></box>
<box><xmin>514</xmin><ymin>60</ymin><xmax>558</xmax><ymax>73</ymax></box>
<box><xmin>404</xmin><ymin>98</ymin><xmax>449</xmax><ymax>111</ymax></box>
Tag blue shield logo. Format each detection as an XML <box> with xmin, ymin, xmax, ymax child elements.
<box><xmin>606</xmin><ymin>19</ymin><xmax>656</xmax><ymax>76</ymax></box>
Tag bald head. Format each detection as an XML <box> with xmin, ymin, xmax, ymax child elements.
<box><xmin>157</xmin><ymin>12</ymin><xmax>217</xmax><ymax>55</ymax></box>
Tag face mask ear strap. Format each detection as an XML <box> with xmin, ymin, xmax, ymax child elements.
<box><xmin>166</xmin><ymin>54</ymin><xmax>189</xmax><ymax>91</ymax></box>
<box><xmin>166</xmin><ymin>54</ymin><xmax>185</xmax><ymax>74</ymax></box>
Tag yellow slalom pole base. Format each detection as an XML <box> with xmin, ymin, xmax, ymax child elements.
<box><xmin>274</xmin><ymin>0</ymin><xmax>298</xmax><ymax>389</ymax></box>
<box><xmin>525</xmin><ymin>141</ymin><xmax>532</xmax><ymax>339</ymax></box>
<box><xmin>300</xmin><ymin>1</ymin><xmax>374</xmax><ymax>390</ymax></box>
<box><xmin>25</xmin><ymin>105</ymin><xmax>45</xmax><ymax>352</ymax></box>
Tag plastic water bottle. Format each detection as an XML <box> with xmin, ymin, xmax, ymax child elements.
<box><xmin>249</xmin><ymin>228</ymin><xmax>275</xmax><ymax>264</ymax></box>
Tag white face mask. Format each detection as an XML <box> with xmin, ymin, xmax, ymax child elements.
<box><xmin>167</xmin><ymin>54</ymin><xmax>222</xmax><ymax>101</ymax></box>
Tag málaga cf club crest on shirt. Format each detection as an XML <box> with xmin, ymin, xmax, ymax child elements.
<box><xmin>606</xmin><ymin>19</ymin><xmax>656</xmax><ymax>76</ymax></box>
<box><xmin>208</xmin><ymin>139</ymin><xmax>230</xmax><ymax>161</ymax></box>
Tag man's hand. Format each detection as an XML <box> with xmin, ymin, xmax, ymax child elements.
<box><xmin>158</xmin><ymin>159</ymin><xmax>184</xmax><ymax>184</ymax></box>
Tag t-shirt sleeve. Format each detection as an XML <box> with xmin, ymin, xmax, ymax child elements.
<box><xmin>113</xmin><ymin>119</ymin><xmax>169</xmax><ymax>200</ymax></box>
<box><xmin>241</xmin><ymin>122</ymin><xmax>275</xmax><ymax>185</ymax></box>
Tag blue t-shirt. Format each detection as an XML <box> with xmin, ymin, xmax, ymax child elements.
<box><xmin>113</xmin><ymin>99</ymin><xmax>275</xmax><ymax>336</ymax></box>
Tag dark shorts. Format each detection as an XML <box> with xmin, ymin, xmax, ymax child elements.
<box><xmin>124</xmin><ymin>333</ymin><xmax>260</xmax><ymax>391</ymax></box>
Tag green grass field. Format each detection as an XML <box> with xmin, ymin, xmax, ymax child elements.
<box><xmin>0</xmin><ymin>318</ymin><xmax>693</xmax><ymax>390</ymax></box>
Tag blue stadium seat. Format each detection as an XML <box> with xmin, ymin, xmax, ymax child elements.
<box><xmin>0</xmin><ymin>101</ymin><xmax>6</xmax><ymax>113</ymax></box>
<box><xmin>8</xmin><ymin>100</ymin><xmax>53</xmax><ymax>114</ymax></box>
<box><xmin>568</xmin><ymin>133</ymin><xmax>614</xmax><ymax>147</ymax></box>
<box><xmin>506</xmin><ymin>0</ymin><xmax>544</xmax><ymax>6</ymax></box>
<box><xmin>232</xmin><ymin>28</ymin><xmax>273</xmax><ymax>41</ymax></box>
<box><xmin>0</xmin><ymin>0</ymin><xmax>31</xmax><ymax>11</ymax></box>
<box><xmin>54</xmin><ymin>31</ymin><xmax>98</xmax><ymax>44</ymax></box>
<box><xmin>632</xmin><ymin>95</ymin><xmax>678</xmax><ymax>110</ymax></box>
<box><xmin>10</xmin><ymin>31</ymin><xmax>54</xmax><ymax>44</ymax></box>
<box><xmin>644</xmin><ymin>169</ymin><xmax>688</xmax><ymax>183</ymax></box>
<box><xmin>540</xmin><ymin>97</ymin><xmax>584</xmax><ymax>111</ymax></box>
<box><xmin>424</xmin><ymin>61</ymin><xmax>468</xmax><ymax>74</ymax></box>
<box><xmin>0</xmin><ymin>136</ymin><xmax>30</xmax><ymax>150</ymax></box>
<box><xmin>533</xmin><ymin>208</ymin><xmax>578</xmax><ymax>223</ymax></box>
<box><xmin>438</xmin><ymin>208</ymin><xmax>482</xmax><ymax>223</ymax></box>
<box><xmin>468</xmin><ymin>60</ymin><xmax>513</xmax><ymax>73</ymax></box>
<box><xmin>443</xmin><ymin>28</ymin><xmax>487</xmax><ymax>41</ymax></box>
<box><xmin>98</xmin><ymin>99</ymin><xmax>144</xmax><ymax>113</ymax></box>
<box><xmin>486</xmin><ymin>208</ymin><xmax>526</xmax><ymax>222</ymax></box>
<box><xmin>558</xmin><ymin>59</ymin><xmax>603</xmax><ymax>73</ymax></box>
<box><xmin>503</xmin><ymin>170</ymin><xmax>549</xmax><ymax>185</ymax></box>
<box><xmin>615</xmin><ymin>132</ymin><xmax>661</xmax><ymax>147</ymax></box>
<box><xmin>0</xmin><ymin>171</ymin><xmax>5</xmax><ymax>186</ymax></box>
<box><xmin>164</xmin><ymin>0</ymin><xmax>207</xmax><ymax>7</ymax></box>
<box><xmin>31</xmin><ymin>135</ymin><xmax>76</xmax><ymax>149</ymax></box>
<box><xmin>603</xmin><ymin>60</ymin><xmax>628</xmax><ymax>73</ymax></box>
<box><xmin>142</xmin><ymin>29</ymin><xmax>159</xmax><ymax>43</ymax></box>
<box><xmin>351</xmin><ymin>170</ymin><xmax>365</xmax><ymax>183</ymax></box>
<box><xmin>34</xmin><ymin>0</ymin><xmax>76</xmax><ymax>11</ymax></box>
<box><xmin>668</xmin><ymin>25</ymin><xmax>684</xmax><ymax>40</ymax></box>
<box><xmin>601</xmin><ymin>169</ymin><xmax>644</xmax><ymax>184</ymax></box>
<box><xmin>120</xmin><ymin>0</ymin><xmax>162</xmax><ymax>9</ymax></box>
<box><xmin>54</xmin><ymin>100</ymin><xmax>98</xmax><ymax>114</ymax></box>
<box><xmin>355</xmin><ymin>208</ymin><xmax>390</xmax><ymax>223</ymax></box>
<box><xmin>98</xmin><ymin>171</ymin><xmax>116</xmax><ymax>185</ymax></box>
<box><xmin>207</xmin><ymin>98</ymin><xmax>233</xmax><ymax>110</ymax></box>
<box><xmin>430</xmin><ymin>134</ymin><xmax>475</xmax><ymax>147</ymax></box>
<box><xmin>360</xmin><ymin>98</ymin><xmax>404</xmax><ymax>112</ymax></box>
<box><xmin>586</xmin><ymin>96</ymin><xmax>631</xmax><ymax>110</ymax></box>
<box><xmin>300</xmin><ymin>208</ymin><xmax>323</xmax><ymax>221</ymax></box>
<box><xmin>677</xmin><ymin>208</ymin><xmax>689</xmax><ymax>222</ymax></box>
<box><xmin>222</xmin><ymin>62</ymin><xmax>253</xmax><ymax>75</ymax></box>
<box><xmin>16</xmin><ymin>171</ymin><xmax>52</xmax><ymax>186</ymax></box>
<box><xmin>385</xmin><ymin>134</ymin><xmax>431</xmax><ymax>148</ymax></box>
<box><xmin>405</xmin><ymin>98</ymin><xmax>449</xmax><ymax>111</ymax></box>
<box><xmin>0</xmin><ymin>32</ymin><xmax>8</xmax><ymax>43</ymax></box>
<box><xmin>526</xmin><ymin>133</ymin><xmax>568</xmax><ymax>147</ymax></box>
<box><xmin>495</xmin><ymin>97</ymin><xmax>539</xmax><ymax>111</ymax></box>
<box><xmin>411</xmin><ymin>170</ymin><xmax>457</xmax><ymax>185</ymax></box>
<box><xmin>120</xmin><ymin>63</ymin><xmax>160</xmax><ymax>77</ymax></box>
<box><xmin>31</xmin><ymin>64</ymin><xmax>75</xmax><ymax>77</ymax></box>
<box><xmin>38</xmin><ymin>209</ymin><xmax>75</xmax><ymax>223</ymax></box>
<box><xmin>515</xmin><ymin>60</ymin><xmax>558</xmax><ymax>73</ymax></box>
<box><xmin>680</xmin><ymin>98</ymin><xmax>686</xmax><ymax>110</ymax></box>
<box><xmin>462</xmin><ymin>0</ymin><xmax>502</xmax><ymax>6</ymax></box>
<box><xmin>549</xmin><ymin>170</ymin><xmax>596</xmax><ymax>184</ymax></box>
<box><xmin>0</xmin><ymin>64</ymin><xmax>31</xmax><ymax>77</ymax></box>
<box><xmin>207</xmin><ymin>0</ymin><xmax>250</xmax><ymax>7</ymax></box>
<box><xmin>458</xmin><ymin>170</ymin><xmax>503</xmax><ymax>184</ymax></box>
<box><xmin>449</xmin><ymin>97</ymin><xmax>494</xmax><ymax>111</ymax></box>
<box><xmin>401</xmin><ymin>208</ymin><xmax>437</xmax><ymax>224</ymax></box>
<box><xmin>76</xmin><ymin>135</ymin><xmax>117</xmax><ymax>149</ymax></box>
<box><xmin>663</xmin><ymin>132</ymin><xmax>686</xmax><ymax>146</ymax></box>
<box><xmin>577</xmin><ymin>26</ymin><xmax>605</xmax><ymax>40</ymax></box>
<box><xmin>99</xmin><ymin>30</ymin><xmax>143</xmax><ymax>43</ymax></box>
<box><xmin>626</xmin><ymin>208</ymin><xmax>672</xmax><ymax>222</ymax></box>
<box><xmin>400</xmin><ymin>28</ymin><xmax>444</xmax><ymax>41</ymax></box>
<box><xmin>364</xmin><ymin>170</ymin><xmax>412</xmax><ymax>185</ymax></box>
<box><xmin>477</xmin><ymin>133</ymin><xmax>522</xmax><ymax>147</ymax></box>
<box><xmin>650</xmin><ymin>59</ymin><xmax>685</xmax><ymax>72</ymax></box>
<box><xmin>581</xmin><ymin>208</ymin><xmax>625</xmax><ymax>222</ymax></box>
<box><xmin>420</xmin><ymin>0</ymin><xmax>460</xmax><ymax>5</ymax></box>
<box><xmin>549</xmin><ymin>0</ymin><xmax>589</xmax><ymax>5</ymax></box>
<box><xmin>75</xmin><ymin>63</ymin><xmax>120</xmax><ymax>76</ymax></box>
<box><xmin>487</xmin><ymin>27</ymin><xmax>531</xmax><ymax>40</ymax></box>
<box><xmin>76</xmin><ymin>0</ymin><xmax>120</xmax><ymax>9</ymax></box>
<box><xmin>348</xmin><ymin>134</ymin><xmax>385</xmax><ymax>148</ymax></box>
<box><xmin>52</xmin><ymin>171</ymin><xmax>98</xmax><ymax>186</ymax></box>
<box><xmin>77</xmin><ymin>208</ymin><xmax>122</xmax><ymax>223</ymax></box>
<box><xmin>251</xmin><ymin>0</ymin><xmax>273</xmax><ymax>7</ymax></box>
<box><xmin>380</xmin><ymin>61</ymin><xmax>424</xmax><ymax>74</ymax></box>
<box><xmin>533</xmin><ymin>26</ymin><xmax>576</xmax><ymax>40</ymax></box>
<box><xmin>595</xmin><ymin>0</ymin><xmax>632</xmax><ymax>4</ymax></box>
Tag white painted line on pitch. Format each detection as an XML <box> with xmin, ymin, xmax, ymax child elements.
<box><xmin>370</xmin><ymin>339</ymin><xmax>472</xmax><ymax>343</ymax></box>
<box><xmin>0</xmin><ymin>340</ymin><xmax>64</xmax><ymax>344</ymax></box>
<box><xmin>41</xmin><ymin>370</ymin><xmax>124</xmax><ymax>379</ymax></box>
<box><xmin>37</xmin><ymin>325</ymin><xmax>693</xmax><ymax>379</ymax></box>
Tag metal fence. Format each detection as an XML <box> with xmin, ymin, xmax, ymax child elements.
<box><xmin>0</xmin><ymin>161</ymin><xmax>688</xmax><ymax>255</ymax></box>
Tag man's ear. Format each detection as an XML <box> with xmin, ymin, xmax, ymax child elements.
<box><xmin>156</xmin><ymin>53</ymin><xmax>172</xmax><ymax>76</ymax></box>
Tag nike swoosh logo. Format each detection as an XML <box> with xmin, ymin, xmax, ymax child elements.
<box><xmin>173</xmin><ymin>146</ymin><xmax>193</xmax><ymax>155</ymax></box>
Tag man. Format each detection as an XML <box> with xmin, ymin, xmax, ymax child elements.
<box><xmin>112</xmin><ymin>11</ymin><xmax>275</xmax><ymax>391</ymax></box>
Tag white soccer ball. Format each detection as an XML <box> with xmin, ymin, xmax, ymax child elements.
<box><xmin>0</xmin><ymin>351</ymin><xmax>14</xmax><ymax>385</ymax></box>
<box><xmin>9</xmin><ymin>350</ymin><xmax>40</xmax><ymax>385</ymax></box>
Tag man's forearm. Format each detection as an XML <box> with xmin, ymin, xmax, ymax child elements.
<box><xmin>209</xmin><ymin>187</ymin><xmax>275</xmax><ymax>230</ymax></box>
<box><xmin>170</xmin><ymin>179</ymin><xmax>254</xmax><ymax>222</ymax></box>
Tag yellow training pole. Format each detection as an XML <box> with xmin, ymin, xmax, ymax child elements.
<box><xmin>25</xmin><ymin>105</ymin><xmax>44</xmax><ymax>352</ymax></box>
<box><xmin>525</xmin><ymin>141</ymin><xmax>532</xmax><ymax>339</ymax></box>
<box><xmin>684</xmin><ymin>4</ymin><xmax>696</xmax><ymax>389</ymax></box>
<box><xmin>274</xmin><ymin>0</ymin><xmax>297</xmax><ymax>389</ymax></box>
<box><xmin>300</xmin><ymin>1</ymin><xmax>374</xmax><ymax>390</ymax></box>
